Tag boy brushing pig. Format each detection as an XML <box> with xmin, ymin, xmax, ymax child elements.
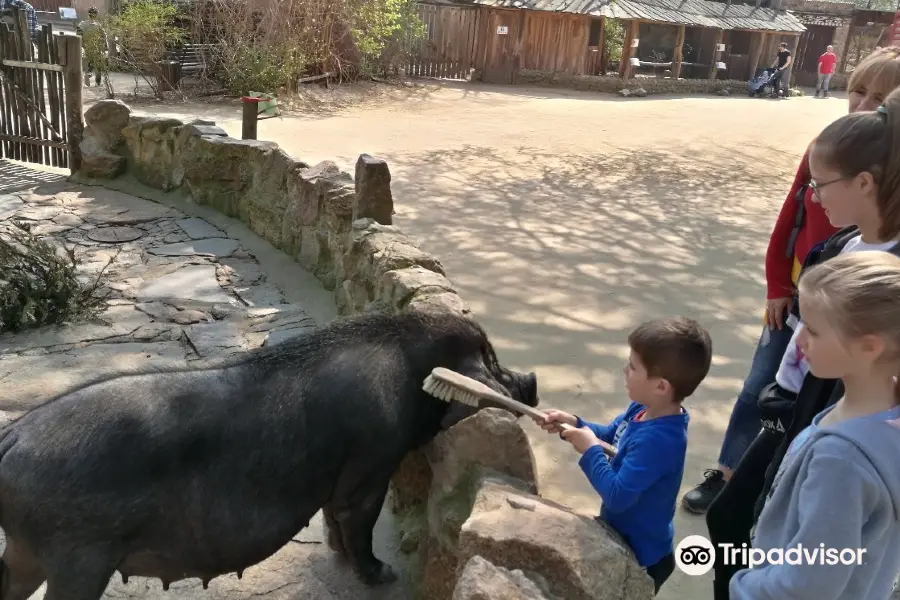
<box><xmin>535</xmin><ymin>317</ymin><xmax>712</xmax><ymax>595</ymax></box>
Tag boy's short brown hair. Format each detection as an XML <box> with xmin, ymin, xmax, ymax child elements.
<box><xmin>627</xmin><ymin>317</ymin><xmax>712</xmax><ymax>402</ymax></box>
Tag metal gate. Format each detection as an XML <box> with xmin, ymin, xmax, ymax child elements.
<box><xmin>0</xmin><ymin>7</ymin><xmax>82</xmax><ymax>172</ymax></box>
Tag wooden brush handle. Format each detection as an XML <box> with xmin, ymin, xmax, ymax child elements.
<box><xmin>474</xmin><ymin>382</ymin><xmax>617</xmax><ymax>456</ymax></box>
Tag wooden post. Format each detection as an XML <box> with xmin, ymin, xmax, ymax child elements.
<box><xmin>709</xmin><ymin>28</ymin><xmax>724</xmax><ymax>80</ymax></box>
<box><xmin>838</xmin><ymin>25</ymin><xmax>854</xmax><ymax>73</ymax></box>
<box><xmin>61</xmin><ymin>34</ymin><xmax>84</xmax><ymax>174</ymax></box>
<box><xmin>785</xmin><ymin>34</ymin><xmax>800</xmax><ymax>88</ymax></box>
<box><xmin>672</xmin><ymin>25</ymin><xmax>686</xmax><ymax>79</ymax></box>
<box><xmin>619</xmin><ymin>20</ymin><xmax>640</xmax><ymax>79</ymax></box>
<box><xmin>241</xmin><ymin>97</ymin><xmax>260</xmax><ymax>140</ymax></box>
<box><xmin>748</xmin><ymin>31</ymin><xmax>767</xmax><ymax>80</ymax></box>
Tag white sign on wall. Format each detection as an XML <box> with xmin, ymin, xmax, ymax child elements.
<box><xmin>716</xmin><ymin>43</ymin><xmax>726</xmax><ymax>51</ymax></box>
<box><xmin>631</xmin><ymin>37</ymin><xmax>640</xmax><ymax>47</ymax></box>
<box><xmin>497</xmin><ymin>25</ymin><xmax>509</xmax><ymax>34</ymax></box>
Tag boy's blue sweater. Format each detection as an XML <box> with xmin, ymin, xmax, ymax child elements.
<box><xmin>576</xmin><ymin>401</ymin><xmax>689</xmax><ymax>567</ymax></box>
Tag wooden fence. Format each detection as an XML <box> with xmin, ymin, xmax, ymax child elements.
<box><xmin>0</xmin><ymin>10</ymin><xmax>82</xmax><ymax>172</ymax></box>
<box><xmin>407</xmin><ymin>3</ymin><xmax>478</xmax><ymax>80</ymax></box>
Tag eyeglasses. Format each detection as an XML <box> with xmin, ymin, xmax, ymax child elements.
<box><xmin>809</xmin><ymin>176</ymin><xmax>848</xmax><ymax>200</ymax></box>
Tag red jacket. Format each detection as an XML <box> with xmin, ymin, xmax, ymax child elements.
<box><xmin>764</xmin><ymin>141</ymin><xmax>840</xmax><ymax>299</ymax></box>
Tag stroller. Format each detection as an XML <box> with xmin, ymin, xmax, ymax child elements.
<box><xmin>748</xmin><ymin>67</ymin><xmax>778</xmax><ymax>98</ymax></box>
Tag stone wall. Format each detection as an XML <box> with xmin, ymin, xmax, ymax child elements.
<box><xmin>77</xmin><ymin>99</ymin><xmax>654</xmax><ymax>600</ymax></box>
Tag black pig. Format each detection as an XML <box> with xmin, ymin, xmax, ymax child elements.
<box><xmin>0</xmin><ymin>309</ymin><xmax>537</xmax><ymax>599</ymax></box>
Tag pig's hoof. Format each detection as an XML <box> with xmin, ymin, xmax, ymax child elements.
<box><xmin>327</xmin><ymin>530</ymin><xmax>348</xmax><ymax>558</ymax></box>
<box><xmin>360</xmin><ymin>562</ymin><xmax>397</xmax><ymax>585</ymax></box>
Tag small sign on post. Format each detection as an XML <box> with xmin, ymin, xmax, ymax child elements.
<box><xmin>497</xmin><ymin>25</ymin><xmax>508</xmax><ymax>34</ymax></box>
<box><xmin>716</xmin><ymin>43</ymin><xmax>726</xmax><ymax>52</ymax></box>
<box><xmin>631</xmin><ymin>38</ymin><xmax>640</xmax><ymax>48</ymax></box>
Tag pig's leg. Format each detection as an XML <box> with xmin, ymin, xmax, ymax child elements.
<box><xmin>42</xmin><ymin>546</ymin><xmax>118</xmax><ymax>600</ymax></box>
<box><xmin>0</xmin><ymin>538</ymin><xmax>45</xmax><ymax>600</ymax></box>
<box><xmin>331</xmin><ymin>472</ymin><xmax>395</xmax><ymax>585</ymax></box>
<box><xmin>322</xmin><ymin>507</ymin><xmax>347</xmax><ymax>558</ymax></box>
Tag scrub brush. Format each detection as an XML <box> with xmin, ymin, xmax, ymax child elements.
<box><xmin>422</xmin><ymin>366</ymin><xmax>618</xmax><ymax>457</ymax></box>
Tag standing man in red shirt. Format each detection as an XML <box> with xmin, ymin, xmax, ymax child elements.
<box><xmin>816</xmin><ymin>45</ymin><xmax>837</xmax><ymax>98</ymax></box>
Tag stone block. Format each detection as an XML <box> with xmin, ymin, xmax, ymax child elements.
<box><xmin>453</xmin><ymin>556</ymin><xmax>560</xmax><ymax>600</ymax></box>
<box><xmin>457</xmin><ymin>480</ymin><xmax>654</xmax><ymax>600</ymax></box>
<box><xmin>83</xmin><ymin>99</ymin><xmax>131</xmax><ymax>151</ymax></box>
<box><xmin>406</xmin><ymin>290</ymin><xmax>471</xmax><ymax>316</ymax></box>
<box><xmin>122</xmin><ymin>116</ymin><xmax>184</xmax><ymax>191</ymax></box>
<box><xmin>180</xmin><ymin>136</ymin><xmax>279</xmax><ymax>216</ymax></box>
<box><xmin>380</xmin><ymin>266</ymin><xmax>456</xmax><ymax>312</ymax></box>
<box><xmin>354</xmin><ymin>153</ymin><xmax>393</xmax><ymax>225</ymax></box>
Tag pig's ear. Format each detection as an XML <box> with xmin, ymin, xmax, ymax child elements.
<box><xmin>439</xmin><ymin>400</ymin><xmax>479</xmax><ymax>430</ymax></box>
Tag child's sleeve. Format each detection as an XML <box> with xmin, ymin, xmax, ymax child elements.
<box><xmin>729</xmin><ymin>442</ymin><xmax>880</xmax><ymax>600</ymax></box>
<box><xmin>577</xmin><ymin>429</ymin><xmax>666</xmax><ymax>513</ymax></box>
<box><xmin>575</xmin><ymin>411</ymin><xmax>625</xmax><ymax>444</ymax></box>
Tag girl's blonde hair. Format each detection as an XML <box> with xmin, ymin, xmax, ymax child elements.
<box><xmin>848</xmin><ymin>46</ymin><xmax>900</xmax><ymax>96</ymax></box>
<box><xmin>799</xmin><ymin>251</ymin><xmax>900</xmax><ymax>399</ymax></box>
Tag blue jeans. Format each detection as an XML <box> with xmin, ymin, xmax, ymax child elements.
<box><xmin>716</xmin><ymin>324</ymin><xmax>794</xmax><ymax>470</ymax></box>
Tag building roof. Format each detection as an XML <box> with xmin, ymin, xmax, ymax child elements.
<box><xmin>595</xmin><ymin>0</ymin><xmax>808</xmax><ymax>31</ymax></box>
<box><xmin>433</xmin><ymin>0</ymin><xmax>807</xmax><ymax>31</ymax></box>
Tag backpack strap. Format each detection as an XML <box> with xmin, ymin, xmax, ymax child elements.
<box><xmin>785</xmin><ymin>184</ymin><xmax>808</xmax><ymax>259</ymax></box>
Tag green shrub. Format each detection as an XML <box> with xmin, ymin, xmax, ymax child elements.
<box><xmin>0</xmin><ymin>225</ymin><xmax>109</xmax><ymax>334</ymax></box>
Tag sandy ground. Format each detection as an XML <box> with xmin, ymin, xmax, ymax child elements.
<box><xmin>84</xmin><ymin>79</ymin><xmax>847</xmax><ymax>599</ymax></box>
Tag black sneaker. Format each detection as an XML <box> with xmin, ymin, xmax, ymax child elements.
<box><xmin>681</xmin><ymin>469</ymin><xmax>726</xmax><ymax>514</ymax></box>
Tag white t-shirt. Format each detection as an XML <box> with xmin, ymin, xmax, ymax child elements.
<box><xmin>774</xmin><ymin>235</ymin><xmax>896</xmax><ymax>393</ymax></box>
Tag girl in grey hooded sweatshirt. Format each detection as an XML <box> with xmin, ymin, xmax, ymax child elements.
<box><xmin>730</xmin><ymin>250</ymin><xmax>900</xmax><ymax>600</ymax></box>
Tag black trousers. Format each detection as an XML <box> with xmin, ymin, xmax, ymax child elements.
<box><xmin>706</xmin><ymin>428</ymin><xmax>783</xmax><ymax>600</ymax></box>
<box><xmin>647</xmin><ymin>552</ymin><xmax>675</xmax><ymax>595</ymax></box>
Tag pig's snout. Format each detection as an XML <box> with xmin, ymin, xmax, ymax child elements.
<box><xmin>508</xmin><ymin>370</ymin><xmax>538</xmax><ymax>407</ymax></box>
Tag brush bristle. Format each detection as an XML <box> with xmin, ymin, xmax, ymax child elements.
<box><xmin>423</xmin><ymin>374</ymin><xmax>480</xmax><ymax>407</ymax></box>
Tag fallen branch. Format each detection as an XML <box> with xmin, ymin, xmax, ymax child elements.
<box><xmin>297</xmin><ymin>71</ymin><xmax>333</xmax><ymax>84</ymax></box>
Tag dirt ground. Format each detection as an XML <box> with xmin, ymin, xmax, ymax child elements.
<box><xmin>85</xmin><ymin>79</ymin><xmax>846</xmax><ymax>599</ymax></box>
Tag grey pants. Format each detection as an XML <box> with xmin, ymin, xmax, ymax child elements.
<box><xmin>817</xmin><ymin>73</ymin><xmax>833</xmax><ymax>92</ymax></box>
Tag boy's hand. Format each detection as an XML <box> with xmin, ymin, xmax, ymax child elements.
<box><xmin>536</xmin><ymin>409</ymin><xmax>578</xmax><ymax>432</ymax></box>
<box><xmin>561</xmin><ymin>426</ymin><xmax>602</xmax><ymax>454</ymax></box>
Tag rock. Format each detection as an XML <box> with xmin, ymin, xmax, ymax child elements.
<box><xmin>122</xmin><ymin>116</ymin><xmax>185</xmax><ymax>191</ymax></box>
<box><xmin>176</xmin><ymin>217</ymin><xmax>224</xmax><ymax>240</ymax></box>
<box><xmin>83</xmin><ymin>99</ymin><xmax>131</xmax><ymax>150</ymax></box>
<box><xmin>716</xmin><ymin>88</ymin><xmax>730</xmax><ymax>96</ymax></box>
<box><xmin>632</xmin><ymin>87</ymin><xmax>647</xmax><ymax>97</ymax></box>
<box><xmin>452</xmin><ymin>555</ymin><xmax>560</xmax><ymax>600</ymax></box>
<box><xmin>0</xmin><ymin>194</ymin><xmax>23</xmax><ymax>220</ymax></box>
<box><xmin>618</xmin><ymin>88</ymin><xmax>630</xmax><ymax>97</ymax></box>
<box><xmin>380</xmin><ymin>266</ymin><xmax>456</xmax><ymax>312</ymax></box>
<box><xmin>171</xmin><ymin>309</ymin><xmax>211</xmax><ymax>325</ymax></box>
<box><xmin>184</xmin><ymin>321</ymin><xmax>252</xmax><ymax>358</ymax></box>
<box><xmin>407</xmin><ymin>290</ymin><xmax>471</xmax><ymax>316</ymax></box>
<box><xmin>428</xmin><ymin>409</ymin><xmax>538</xmax><ymax>498</ymax></box>
<box><xmin>148</xmin><ymin>238</ymin><xmax>240</xmax><ymax>258</ymax></box>
<box><xmin>79</xmin><ymin>135</ymin><xmax>126</xmax><ymax>179</ymax></box>
<box><xmin>456</xmin><ymin>479</ymin><xmax>654</xmax><ymax>600</ymax></box>
<box><xmin>134</xmin><ymin>265</ymin><xmax>236</xmax><ymax>305</ymax></box>
<box><xmin>233</xmin><ymin>283</ymin><xmax>285</xmax><ymax>308</ymax></box>
<box><xmin>219</xmin><ymin>258</ymin><xmax>265</xmax><ymax>285</ymax></box>
<box><xmin>341</xmin><ymin>225</ymin><xmax>445</xmax><ymax>289</ymax></box>
<box><xmin>354</xmin><ymin>154</ymin><xmax>393</xmax><ymax>225</ymax></box>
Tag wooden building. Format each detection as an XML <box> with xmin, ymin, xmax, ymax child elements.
<box><xmin>597</xmin><ymin>0</ymin><xmax>807</xmax><ymax>81</ymax></box>
<box><xmin>407</xmin><ymin>0</ymin><xmax>806</xmax><ymax>84</ymax></box>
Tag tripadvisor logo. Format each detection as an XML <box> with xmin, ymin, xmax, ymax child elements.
<box><xmin>674</xmin><ymin>535</ymin><xmax>868</xmax><ymax>577</ymax></box>
<box><xmin>675</xmin><ymin>535</ymin><xmax>715</xmax><ymax>576</ymax></box>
